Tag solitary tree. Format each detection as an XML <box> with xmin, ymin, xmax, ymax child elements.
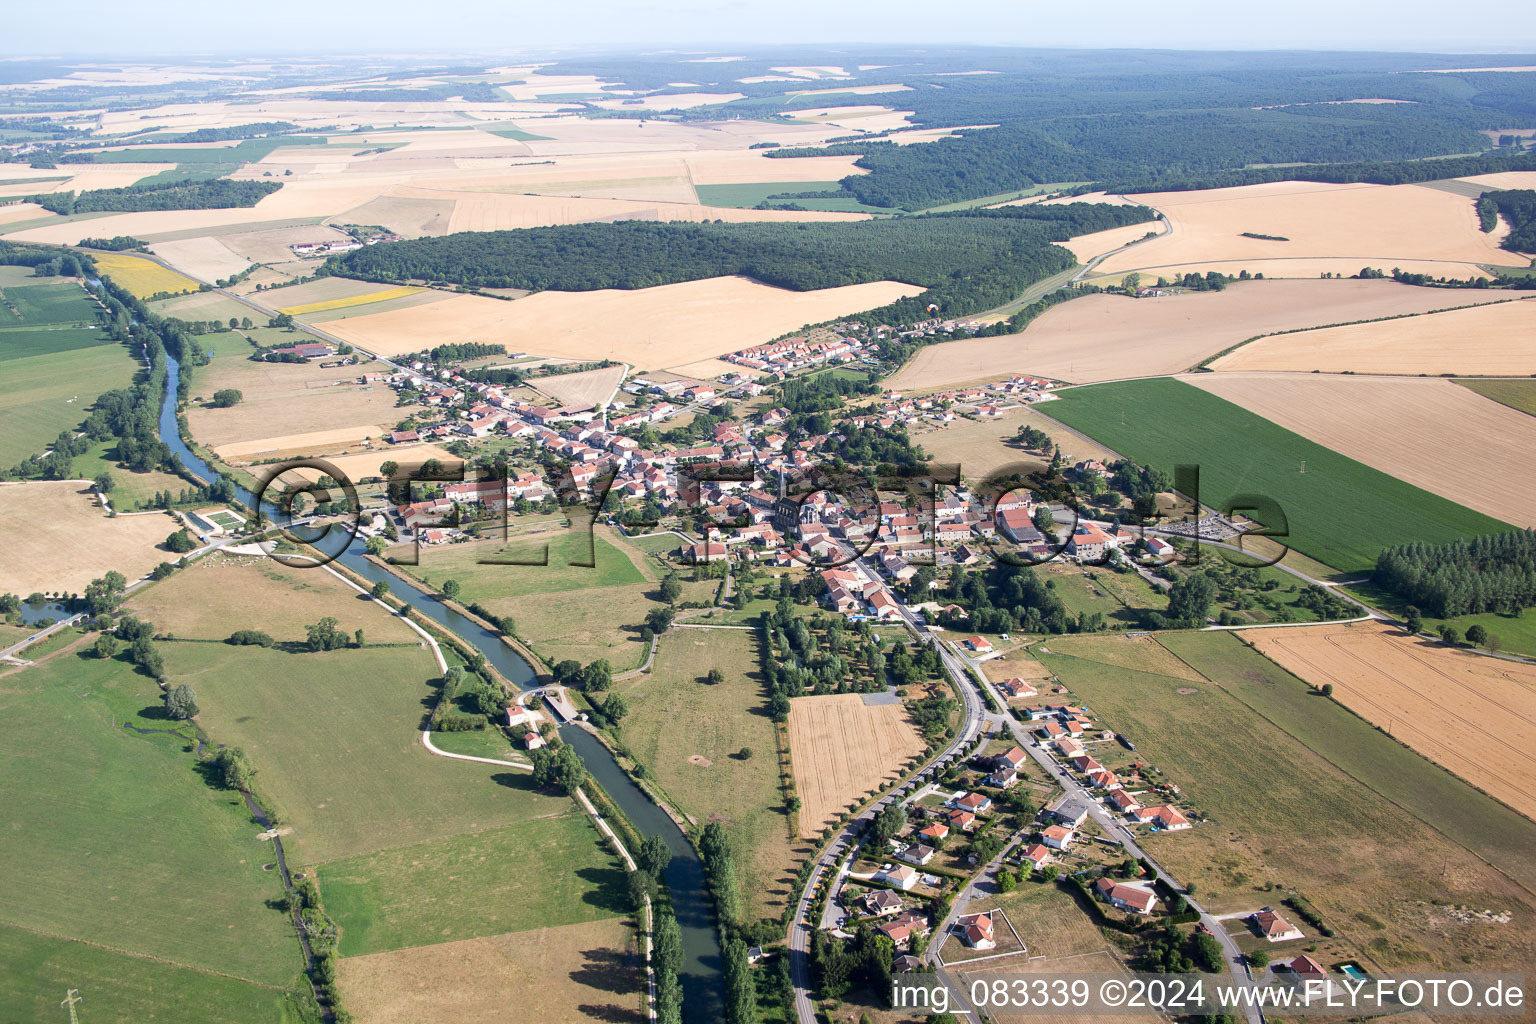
<box><xmin>1438</xmin><ymin>624</ymin><xmax>1461</xmax><ymax>646</ymax></box>
<box><xmin>737</xmin><ymin>746</ymin><xmax>753</xmax><ymax>760</ymax></box>
<box><xmin>370</xmin><ymin>580</ymin><xmax>390</xmax><ymax>600</ymax></box>
<box><xmin>94</xmin><ymin>634</ymin><xmax>120</xmax><ymax>659</ymax></box>
<box><xmin>1403</xmin><ymin>605</ymin><xmax>1423</xmax><ymax>635</ymax></box>
<box><xmin>209</xmin><ymin>389</ymin><xmax>243</xmax><ymax>408</ymax></box>
<box><xmin>659</xmin><ymin>576</ymin><xmax>683</xmax><ymax>604</ymax></box>
<box><xmin>1465</xmin><ymin>623</ymin><xmax>1489</xmax><ymax>647</ymax></box>
<box><xmin>93</xmin><ymin>472</ymin><xmax>115</xmax><ymax>493</ymax></box>
<box><xmin>441</xmin><ymin>579</ymin><xmax>462</xmax><ymax>601</ymax></box>
<box><xmin>164</xmin><ymin>683</ymin><xmax>199</xmax><ymax>720</ymax></box>
<box><xmin>706</xmin><ymin>667</ymin><xmax>725</xmax><ymax>685</ymax></box>
<box><xmin>164</xmin><ymin>529</ymin><xmax>196</xmax><ymax>554</ymax></box>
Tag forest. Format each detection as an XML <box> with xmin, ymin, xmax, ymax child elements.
<box><xmin>25</xmin><ymin>178</ymin><xmax>282</xmax><ymax>214</ymax></box>
<box><xmin>1374</xmin><ymin>531</ymin><xmax>1536</xmax><ymax>618</ymax></box>
<box><xmin>327</xmin><ymin>202</ymin><xmax>1155</xmax><ymax>326</ymax></box>
<box><xmin>1478</xmin><ymin>189</ymin><xmax>1536</xmax><ymax>252</ymax></box>
<box><xmin>544</xmin><ymin>50</ymin><xmax>1536</xmax><ymax>209</ymax></box>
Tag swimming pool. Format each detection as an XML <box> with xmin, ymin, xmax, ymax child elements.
<box><xmin>1339</xmin><ymin>963</ymin><xmax>1368</xmax><ymax>980</ymax></box>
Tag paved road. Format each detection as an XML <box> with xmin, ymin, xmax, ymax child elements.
<box><xmin>950</xmin><ymin>646</ymin><xmax>1264</xmax><ymax>1024</ymax></box>
<box><xmin>787</xmin><ymin>549</ymin><xmax>989</xmax><ymax>1024</ymax></box>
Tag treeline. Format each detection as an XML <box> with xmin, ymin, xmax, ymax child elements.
<box><xmin>409</xmin><ymin>341</ymin><xmax>506</xmax><ymax>364</ymax></box>
<box><xmin>27</xmin><ymin>178</ymin><xmax>283</xmax><ymax>215</ymax></box>
<box><xmin>309</xmin><ymin>82</ymin><xmax>504</xmax><ymax>103</ymax></box>
<box><xmin>130</xmin><ymin>122</ymin><xmax>298</xmax><ymax>145</ymax></box>
<box><xmin>1375</xmin><ymin>531</ymin><xmax>1536</xmax><ymax>618</ymax></box>
<box><xmin>1098</xmin><ymin>149</ymin><xmax>1536</xmax><ymax>195</ymax></box>
<box><xmin>327</xmin><ymin>203</ymin><xmax>1154</xmax><ymax>327</ymax></box>
<box><xmin>78</xmin><ymin>235</ymin><xmax>146</xmax><ymax>251</ymax></box>
<box><xmin>1478</xmin><ymin>189</ymin><xmax>1536</xmax><ymax>253</ymax></box>
<box><xmin>766</xmin><ymin>106</ymin><xmax>1496</xmax><ymax>210</ymax></box>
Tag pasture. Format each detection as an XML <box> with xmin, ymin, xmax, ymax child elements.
<box><xmin>0</xmin><ymin>481</ymin><xmax>175</xmax><ymax>594</ymax></box>
<box><xmin>1456</xmin><ymin>377</ymin><xmax>1536</xmax><ymax>417</ymax></box>
<box><xmin>320</xmin><ymin>812</ymin><xmax>628</xmax><ymax>957</ymax></box>
<box><xmin>155</xmin><ymin>641</ymin><xmax>571</xmax><ymax>864</ymax></box>
<box><xmin>0</xmin><ymin>331</ymin><xmax>135</xmax><ymax>470</ymax></box>
<box><xmin>1094</xmin><ymin>180</ymin><xmax>1525</xmax><ymax>279</ymax></box>
<box><xmin>127</xmin><ymin>554</ymin><xmax>421</xmax><ymax>644</ymax></box>
<box><xmin>911</xmin><ymin>405</ymin><xmax>1115</xmax><ymax>480</ymax></box>
<box><xmin>319</xmin><ymin>276</ymin><xmax>924</xmax><ymax>369</ymax></box>
<box><xmin>886</xmin><ymin>279</ymin><xmax>1508</xmax><ymax>389</ymax></box>
<box><xmin>1035</xmin><ymin>631</ymin><xmax>1536</xmax><ymax>974</ymax></box>
<box><xmin>398</xmin><ymin>526</ymin><xmax>653</xmax><ymax>601</ymax></box>
<box><xmin>77</xmin><ymin>437</ymin><xmax>196</xmax><ymax>509</ymax></box>
<box><xmin>0</xmin><ymin>925</ymin><xmax>297</xmax><ymax>1024</ymax></box>
<box><xmin>618</xmin><ymin>627</ymin><xmax>803</xmax><ymax>924</ymax></box>
<box><xmin>1241</xmin><ymin>621</ymin><xmax>1536</xmax><ymax>823</ymax></box>
<box><xmin>0</xmin><ymin>651</ymin><xmax>300</xmax><ymax>989</ymax></box>
<box><xmin>335</xmin><ymin>918</ymin><xmax>642</xmax><ymax>1024</ymax></box>
<box><xmin>93</xmin><ymin>251</ymin><xmax>201</xmax><ymax>298</ymax></box>
<box><xmin>1039</xmin><ymin>377</ymin><xmax>1510</xmax><ymax>572</ymax></box>
<box><xmin>1209</xmin><ymin>296</ymin><xmax>1536</xmax><ymax>375</ymax></box>
<box><xmin>184</xmin><ymin>334</ymin><xmax>397</xmax><ymax>452</ymax></box>
<box><xmin>786</xmin><ymin>692</ymin><xmax>926</xmax><ymax>839</ymax></box>
<box><xmin>694</xmin><ymin>180</ymin><xmax>846</xmax><ymax>207</ymax></box>
<box><xmin>1187</xmin><ymin>373</ymin><xmax>1536</xmax><ymax>527</ymax></box>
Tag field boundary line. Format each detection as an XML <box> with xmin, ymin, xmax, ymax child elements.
<box><xmin>0</xmin><ymin>921</ymin><xmax>289</xmax><ymax>990</ymax></box>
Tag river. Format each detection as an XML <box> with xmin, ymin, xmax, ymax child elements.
<box><xmin>157</xmin><ymin>354</ymin><xmax>724</xmax><ymax>1019</ymax></box>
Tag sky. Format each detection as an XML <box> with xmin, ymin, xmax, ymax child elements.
<box><xmin>4</xmin><ymin>0</ymin><xmax>1535</xmax><ymax>56</ymax></box>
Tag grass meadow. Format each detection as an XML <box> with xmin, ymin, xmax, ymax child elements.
<box><xmin>1042</xmin><ymin>378</ymin><xmax>1509</xmax><ymax>573</ymax></box>
<box><xmin>321</xmin><ymin>812</ymin><xmax>629</xmax><ymax>957</ymax></box>
<box><xmin>0</xmin><ymin>651</ymin><xmax>301</xmax><ymax>990</ymax></box>
<box><xmin>396</xmin><ymin>527</ymin><xmax>664</xmax><ymax>669</ymax></box>
<box><xmin>1032</xmin><ymin>631</ymin><xmax>1536</xmax><ymax>973</ymax></box>
<box><xmin>0</xmin><ymin>342</ymin><xmax>140</xmax><ymax>466</ymax></box>
<box><xmin>157</xmin><ymin>641</ymin><xmax>574</xmax><ymax>864</ymax></box>
<box><xmin>617</xmin><ymin>627</ymin><xmax>805</xmax><ymax>925</ymax></box>
<box><xmin>0</xmin><ymin>925</ymin><xmax>301</xmax><ymax>1024</ymax></box>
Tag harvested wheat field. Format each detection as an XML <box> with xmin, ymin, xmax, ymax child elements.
<box><xmin>1243</xmin><ymin>621</ymin><xmax>1536</xmax><ymax>822</ymax></box>
<box><xmin>788</xmin><ymin>693</ymin><xmax>925</xmax><ymax>838</ymax></box>
<box><xmin>322</xmin><ymin>276</ymin><xmax>925</xmax><ymax>367</ymax></box>
<box><xmin>186</xmin><ymin>353</ymin><xmax>399</xmax><ymax>451</ymax></box>
<box><xmin>888</xmin><ymin>279</ymin><xmax>1498</xmax><ymax>389</ymax></box>
<box><xmin>145</xmin><ymin>236</ymin><xmax>251</xmax><ymax>282</ymax></box>
<box><xmin>0</xmin><ymin>481</ymin><xmax>176</xmax><ymax>594</ymax></box>
<box><xmin>1059</xmin><ymin>221</ymin><xmax>1165</xmax><ymax>263</ymax></box>
<box><xmin>1094</xmin><ymin>180</ymin><xmax>1530</xmax><ymax>278</ymax></box>
<box><xmin>1209</xmin><ymin>296</ymin><xmax>1536</xmax><ymax>375</ymax></box>
<box><xmin>335</xmin><ymin>918</ymin><xmax>641</xmax><ymax>1024</ymax></box>
<box><xmin>1186</xmin><ymin>373</ymin><xmax>1536</xmax><ymax>527</ymax></box>
<box><xmin>530</xmin><ymin>365</ymin><xmax>627</xmax><ymax>409</ymax></box>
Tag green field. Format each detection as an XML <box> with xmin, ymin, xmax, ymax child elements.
<box><xmin>156</xmin><ymin>641</ymin><xmax>576</xmax><ymax>864</ymax></box>
<box><xmin>0</xmin><ymin>343</ymin><xmax>141</xmax><ymax>468</ymax></box>
<box><xmin>1</xmin><ymin>279</ymin><xmax>99</xmax><ymax>324</ymax></box>
<box><xmin>694</xmin><ymin>181</ymin><xmax>838</xmax><ymax>207</ymax></box>
<box><xmin>405</xmin><ymin>527</ymin><xmax>652</xmax><ymax>600</ymax></box>
<box><xmin>86</xmin><ymin>135</ymin><xmax>326</xmax><ymax>165</ymax></box>
<box><xmin>484</xmin><ymin>127</ymin><xmax>554</xmax><ymax>141</ymax></box>
<box><xmin>1033</xmin><ymin>631</ymin><xmax>1536</xmax><ymax>971</ymax></box>
<box><xmin>1041</xmin><ymin>378</ymin><xmax>1510</xmax><ymax>573</ymax></box>
<box><xmin>1454</xmin><ymin>377</ymin><xmax>1536</xmax><ymax>417</ymax></box>
<box><xmin>321</xmin><ymin>812</ymin><xmax>628</xmax><ymax>957</ymax></box>
<box><xmin>0</xmin><ymin>925</ymin><xmax>302</xmax><ymax>1024</ymax></box>
<box><xmin>0</xmin><ymin>279</ymin><xmax>111</xmax><ymax>363</ymax></box>
<box><xmin>617</xmin><ymin>627</ymin><xmax>800</xmax><ymax>925</ymax></box>
<box><xmin>0</xmin><ymin>651</ymin><xmax>302</xmax><ymax>990</ymax></box>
